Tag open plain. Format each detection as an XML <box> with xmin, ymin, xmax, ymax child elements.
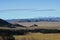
<box><xmin>14</xmin><ymin>22</ymin><xmax>60</xmax><ymax>40</ymax></box>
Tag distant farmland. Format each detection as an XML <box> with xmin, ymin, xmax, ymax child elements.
<box><xmin>18</xmin><ymin>22</ymin><xmax>60</xmax><ymax>30</ymax></box>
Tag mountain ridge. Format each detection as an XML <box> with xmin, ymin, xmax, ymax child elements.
<box><xmin>6</xmin><ymin>17</ymin><xmax>60</xmax><ymax>23</ymax></box>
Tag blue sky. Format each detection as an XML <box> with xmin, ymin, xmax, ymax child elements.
<box><xmin>0</xmin><ymin>0</ymin><xmax>60</xmax><ymax>19</ymax></box>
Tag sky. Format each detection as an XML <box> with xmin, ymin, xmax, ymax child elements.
<box><xmin>0</xmin><ymin>0</ymin><xmax>60</xmax><ymax>19</ymax></box>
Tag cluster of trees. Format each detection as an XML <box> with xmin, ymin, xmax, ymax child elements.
<box><xmin>0</xmin><ymin>29</ymin><xmax>15</xmax><ymax>40</ymax></box>
<box><xmin>28</xmin><ymin>29</ymin><xmax>60</xmax><ymax>33</ymax></box>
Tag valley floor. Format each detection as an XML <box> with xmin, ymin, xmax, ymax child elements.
<box><xmin>14</xmin><ymin>33</ymin><xmax>60</xmax><ymax>40</ymax></box>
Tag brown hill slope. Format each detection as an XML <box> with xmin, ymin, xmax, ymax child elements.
<box><xmin>0</xmin><ymin>19</ymin><xmax>13</xmax><ymax>27</ymax></box>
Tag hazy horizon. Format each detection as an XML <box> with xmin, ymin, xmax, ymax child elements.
<box><xmin>0</xmin><ymin>0</ymin><xmax>60</xmax><ymax>19</ymax></box>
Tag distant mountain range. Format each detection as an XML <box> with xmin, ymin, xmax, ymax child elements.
<box><xmin>6</xmin><ymin>17</ymin><xmax>60</xmax><ymax>23</ymax></box>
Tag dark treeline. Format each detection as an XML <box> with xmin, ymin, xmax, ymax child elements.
<box><xmin>0</xmin><ymin>29</ymin><xmax>60</xmax><ymax>40</ymax></box>
<box><xmin>28</xmin><ymin>29</ymin><xmax>60</xmax><ymax>34</ymax></box>
<box><xmin>0</xmin><ymin>29</ymin><xmax>60</xmax><ymax>36</ymax></box>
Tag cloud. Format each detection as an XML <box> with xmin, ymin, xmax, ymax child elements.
<box><xmin>35</xmin><ymin>9</ymin><xmax>56</xmax><ymax>11</ymax></box>
<box><xmin>0</xmin><ymin>9</ymin><xmax>56</xmax><ymax>13</ymax></box>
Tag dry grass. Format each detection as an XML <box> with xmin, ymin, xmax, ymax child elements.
<box><xmin>14</xmin><ymin>22</ymin><xmax>60</xmax><ymax>40</ymax></box>
<box><xmin>14</xmin><ymin>33</ymin><xmax>60</xmax><ymax>40</ymax></box>
<box><xmin>18</xmin><ymin>22</ymin><xmax>60</xmax><ymax>30</ymax></box>
<box><xmin>0</xmin><ymin>22</ymin><xmax>60</xmax><ymax>40</ymax></box>
<box><xmin>18</xmin><ymin>22</ymin><xmax>60</xmax><ymax>27</ymax></box>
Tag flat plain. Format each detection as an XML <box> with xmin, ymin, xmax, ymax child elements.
<box><xmin>14</xmin><ymin>22</ymin><xmax>60</xmax><ymax>40</ymax></box>
<box><xmin>14</xmin><ymin>33</ymin><xmax>60</xmax><ymax>40</ymax></box>
<box><xmin>18</xmin><ymin>22</ymin><xmax>60</xmax><ymax>29</ymax></box>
